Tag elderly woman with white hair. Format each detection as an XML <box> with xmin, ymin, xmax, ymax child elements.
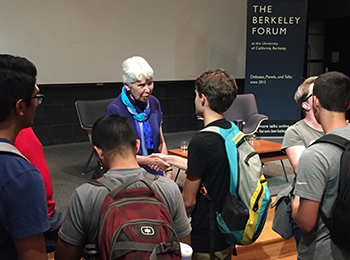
<box><xmin>106</xmin><ymin>56</ymin><xmax>172</xmax><ymax>178</ymax></box>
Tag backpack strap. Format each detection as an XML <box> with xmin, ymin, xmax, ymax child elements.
<box><xmin>199</xmin><ymin>184</ymin><xmax>215</xmax><ymax>260</ymax></box>
<box><xmin>0</xmin><ymin>142</ymin><xmax>29</xmax><ymax>162</ymax></box>
<box><xmin>312</xmin><ymin>134</ymin><xmax>350</xmax><ymax>150</ymax></box>
<box><xmin>109</xmin><ymin>174</ymin><xmax>157</xmax><ymax>199</ymax></box>
<box><xmin>199</xmin><ymin>122</ymin><xmax>240</xmax><ymax>259</ymax></box>
<box><xmin>149</xmin><ymin>241</ymin><xmax>181</xmax><ymax>260</ymax></box>
<box><xmin>90</xmin><ymin>171</ymin><xmax>159</xmax><ymax>191</ymax></box>
<box><xmin>200</xmin><ymin>122</ymin><xmax>243</xmax><ymax>196</ymax></box>
<box><xmin>312</xmin><ymin>134</ymin><xmax>350</xmax><ymax>196</ymax></box>
<box><xmin>200</xmin><ymin>121</ymin><xmax>245</xmax><ymax>145</ymax></box>
<box><xmin>95</xmin><ymin>176</ymin><xmax>118</xmax><ymax>191</ymax></box>
<box><xmin>312</xmin><ymin>134</ymin><xmax>350</xmax><ymax>231</ymax></box>
<box><xmin>0</xmin><ymin>142</ymin><xmax>29</xmax><ymax>252</ymax></box>
<box><xmin>92</xmin><ymin>171</ymin><xmax>159</xmax><ymax>199</ymax></box>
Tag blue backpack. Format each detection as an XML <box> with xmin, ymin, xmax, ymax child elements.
<box><xmin>200</xmin><ymin>122</ymin><xmax>271</xmax><ymax>254</ymax></box>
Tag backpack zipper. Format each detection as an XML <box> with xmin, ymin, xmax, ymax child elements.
<box><xmin>252</xmin><ymin>180</ymin><xmax>266</xmax><ymax>212</ymax></box>
<box><xmin>253</xmin><ymin>190</ymin><xmax>271</xmax><ymax>240</ymax></box>
<box><xmin>98</xmin><ymin>197</ymin><xmax>170</xmax><ymax>246</ymax></box>
<box><xmin>108</xmin><ymin>219</ymin><xmax>178</xmax><ymax>260</ymax></box>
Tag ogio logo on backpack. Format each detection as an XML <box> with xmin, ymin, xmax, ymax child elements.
<box><xmin>141</xmin><ymin>226</ymin><xmax>155</xmax><ymax>236</ymax></box>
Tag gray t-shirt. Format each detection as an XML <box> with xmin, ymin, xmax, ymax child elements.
<box><xmin>282</xmin><ymin>119</ymin><xmax>324</xmax><ymax>150</ymax></box>
<box><xmin>58</xmin><ymin>168</ymin><xmax>191</xmax><ymax>246</ymax></box>
<box><xmin>295</xmin><ymin>125</ymin><xmax>350</xmax><ymax>260</ymax></box>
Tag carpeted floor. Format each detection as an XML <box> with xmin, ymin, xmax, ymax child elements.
<box><xmin>43</xmin><ymin>131</ymin><xmax>293</xmax><ymax>214</ymax></box>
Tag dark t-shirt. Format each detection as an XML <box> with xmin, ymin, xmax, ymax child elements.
<box><xmin>186</xmin><ymin>118</ymin><xmax>231</xmax><ymax>252</ymax></box>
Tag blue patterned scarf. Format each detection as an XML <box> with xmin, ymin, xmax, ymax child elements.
<box><xmin>121</xmin><ymin>87</ymin><xmax>154</xmax><ymax>155</ymax></box>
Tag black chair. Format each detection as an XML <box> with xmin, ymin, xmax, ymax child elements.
<box><xmin>224</xmin><ymin>93</ymin><xmax>268</xmax><ymax>135</ymax></box>
<box><xmin>75</xmin><ymin>98</ymin><xmax>114</xmax><ymax>175</ymax></box>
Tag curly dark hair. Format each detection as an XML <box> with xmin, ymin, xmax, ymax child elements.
<box><xmin>195</xmin><ymin>69</ymin><xmax>238</xmax><ymax>113</ymax></box>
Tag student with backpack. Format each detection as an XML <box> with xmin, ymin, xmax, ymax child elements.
<box><xmin>184</xmin><ymin>69</ymin><xmax>237</xmax><ymax>259</ymax></box>
<box><xmin>292</xmin><ymin>71</ymin><xmax>350</xmax><ymax>259</ymax></box>
<box><xmin>14</xmin><ymin>127</ymin><xmax>65</xmax><ymax>254</ymax></box>
<box><xmin>152</xmin><ymin>70</ymin><xmax>271</xmax><ymax>259</ymax></box>
<box><xmin>277</xmin><ymin>76</ymin><xmax>324</xmax><ymax>245</ymax></box>
<box><xmin>0</xmin><ymin>54</ymin><xmax>49</xmax><ymax>260</ymax></box>
<box><xmin>55</xmin><ymin>114</ymin><xmax>191</xmax><ymax>260</ymax></box>
<box><xmin>184</xmin><ymin>70</ymin><xmax>239</xmax><ymax>259</ymax></box>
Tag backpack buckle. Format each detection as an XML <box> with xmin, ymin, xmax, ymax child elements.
<box><xmin>200</xmin><ymin>186</ymin><xmax>208</xmax><ymax>196</ymax></box>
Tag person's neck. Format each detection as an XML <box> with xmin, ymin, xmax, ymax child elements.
<box><xmin>0</xmin><ymin>119</ymin><xmax>21</xmax><ymax>144</ymax></box>
<box><xmin>126</xmin><ymin>89</ymin><xmax>147</xmax><ymax>110</ymax></box>
<box><xmin>104</xmin><ymin>155</ymin><xmax>140</xmax><ymax>171</ymax></box>
<box><xmin>318</xmin><ymin>110</ymin><xmax>348</xmax><ymax>134</ymax></box>
<box><xmin>203</xmin><ymin>110</ymin><xmax>224</xmax><ymax>127</ymax></box>
<box><xmin>303</xmin><ymin>112</ymin><xmax>323</xmax><ymax>132</ymax></box>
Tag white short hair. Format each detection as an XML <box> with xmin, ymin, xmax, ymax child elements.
<box><xmin>122</xmin><ymin>56</ymin><xmax>154</xmax><ymax>85</ymax></box>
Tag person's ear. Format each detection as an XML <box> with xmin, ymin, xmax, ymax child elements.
<box><xmin>15</xmin><ymin>99</ymin><xmax>25</xmax><ymax>116</ymax></box>
<box><xmin>135</xmin><ymin>139</ymin><xmax>141</xmax><ymax>154</ymax></box>
<box><xmin>301</xmin><ymin>101</ymin><xmax>311</xmax><ymax>111</ymax></box>
<box><xmin>94</xmin><ymin>146</ymin><xmax>104</xmax><ymax>163</ymax></box>
<box><xmin>201</xmin><ymin>94</ymin><xmax>207</xmax><ymax>106</ymax></box>
<box><xmin>313</xmin><ymin>95</ymin><xmax>320</xmax><ymax>110</ymax></box>
<box><xmin>124</xmin><ymin>82</ymin><xmax>130</xmax><ymax>91</ymax></box>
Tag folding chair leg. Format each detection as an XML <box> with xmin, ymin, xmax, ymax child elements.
<box><xmin>174</xmin><ymin>168</ymin><xmax>181</xmax><ymax>182</ymax></box>
<box><xmin>280</xmin><ymin>159</ymin><xmax>289</xmax><ymax>182</ymax></box>
<box><xmin>82</xmin><ymin>149</ymin><xmax>94</xmax><ymax>175</ymax></box>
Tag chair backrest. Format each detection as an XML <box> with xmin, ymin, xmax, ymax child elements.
<box><xmin>224</xmin><ymin>94</ymin><xmax>258</xmax><ymax>121</ymax></box>
<box><xmin>75</xmin><ymin>98</ymin><xmax>115</xmax><ymax>131</ymax></box>
<box><xmin>224</xmin><ymin>94</ymin><xmax>268</xmax><ymax>135</ymax></box>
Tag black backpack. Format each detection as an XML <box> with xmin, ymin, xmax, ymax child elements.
<box><xmin>312</xmin><ymin>134</ymin><xmax>350</xmax><ymax>252</ymax></box>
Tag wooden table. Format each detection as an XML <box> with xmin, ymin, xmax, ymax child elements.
<box><xmin>250</xmin><ymin>139</ymin><xmax>287</xmax><ymax>162</ymax></box>
<box><xmin>168</xmin><ymin>139</ymin><xmax>289</xmax><ymax>182</ymax></box>
<box><xmin>168</xmin><ymin>149</ymin><xmax>188</xmax><ymax>158</ymax></box>
<box><xmin>250</xmin><ymin>139</ymin><xmax>289</xmax><ymax>182</ymax></box>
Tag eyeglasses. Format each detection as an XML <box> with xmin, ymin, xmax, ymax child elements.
<box><xmin>32</xmin><ymin>94</ymin><xmax>45</xmax><ymax>105</ymax></box>
<box><xmin>303</xmin><ymin>93</ymin><xmax>312</xmax><ymax>102</ymax></box>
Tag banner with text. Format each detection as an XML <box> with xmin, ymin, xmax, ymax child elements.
<box><xmin>245</xmin><ymin>0</ymin><xmax>308</xmax><ymax>126</ymax></box>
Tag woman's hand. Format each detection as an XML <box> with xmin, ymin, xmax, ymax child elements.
<box><xmin>147</xmin><ymin>154</ymin><xmax>173</xmax><ymax>179</ymax></box>
<box><xmin>145</xmin><ymin>154</ymin><xmax>171</xmax><ymax>171</ymax></box>
<box><xmin>149</xmin><ymin>153</ymin><xmax>187</xmax><ymax>171</ymax></box>
<box><xmin>149</xmin><ymin>153</ymin><xmax>167</xmax><ymax>162</ymax></box>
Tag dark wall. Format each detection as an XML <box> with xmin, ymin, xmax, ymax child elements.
<box><xmin>308</xmin><ymin>0</ymin><xmax>350</xmax><ymax>21</ymax></box>
<box><xmin>34</xmin><ymin>79</ymin><xmax>245</xmax><ymax>146</ymax></box>
<box><xmin>33</xmin><ymin>83</ymin><xmax>118</xmax><ymax>146</ymax></box>
<box><xmin>322</xmin><ymin>17</ymin><xmax>350</xmax><ymax>120</ymax></box>
<box><xmin>307</xmin><ymin>1</ymin><xmax>350</xmax><ymax>119</ymax></box>
<box><xmin>324</xmin><ymin>17</ymin><xmax>350</xmax><ymax>77</ymax></box>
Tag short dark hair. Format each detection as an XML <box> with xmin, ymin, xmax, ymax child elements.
<box><xmin>92</xmin><ymin>114</ymin><xmax>137</xmax><ymax>158</ymax></box>
<box><xmin>195</xmin><ymin>69</ymin><xmax>238</xmax><ymax>113</ymax></box>
<box><xmin>0</xmin><ymin>54</ymin><xmax>37</xmax><ymax>78</ymax></box>
<box><xmin>0</xmin><ymin>54</ymin><xmax>37</xmax><ymax>122</ymax></box>
<box><xmin>313</xmin><ymin>71</ymin><xmax>350</xmax><ymax>112</ymax></box>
